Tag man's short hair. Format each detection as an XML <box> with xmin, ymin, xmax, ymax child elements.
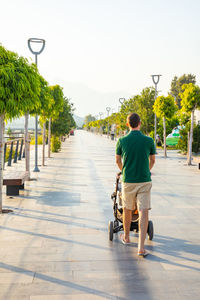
<box><xmin>127</xmin><ymin>113</ymin><xmax>141</xmax><ymax>128</ymax></box>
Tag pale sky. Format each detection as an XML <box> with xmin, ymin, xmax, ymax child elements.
<box><xmin>1</xmin><ymin>0</ymin><xmax>200</xmax><ymax>118</ymax></box>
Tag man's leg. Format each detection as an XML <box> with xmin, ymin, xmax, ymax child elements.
<box><xmin>123</xmin><ymin>207</ymin><xmax>132</xmax><ymax>243</ymax></box>
<box><xmin>138</xmin><ymin>209</ymin><xmax>148</xmax><ymax>253</ymax></box>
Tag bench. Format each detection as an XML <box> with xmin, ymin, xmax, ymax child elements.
<box><xmin>193</xmin><ymin>157</ymin><xmax>200</xmax><ymax>169</ymax></box>
<box><xmin>3</xmin><ymin>171</ymin><xmax>27</xmax><ymax>196</ymax></box>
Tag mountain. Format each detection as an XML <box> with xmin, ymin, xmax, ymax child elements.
<box><xmin>5</xmin><ymin>114</ymin><xmax>84</xmax><ymax>130</ymax></box>
<box><xmin>73</xmin><ymin>115</ymin><xmax>84</xmax><ymax>128</ymax></box>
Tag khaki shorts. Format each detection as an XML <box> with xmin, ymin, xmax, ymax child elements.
<box><xmin>122</xmin><ymin>182</ymin><xmax>152</xmax><ymax>211</ymax></box>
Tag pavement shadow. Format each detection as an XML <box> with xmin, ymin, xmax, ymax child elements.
<box><xmin>85</xmin><ymin>156</ymin><xmax>154</xmax><ymax>299</ymax></box>
<box><xmin>0</xmin><ymin>225</ymin><xmax>109</xmax><ymax>252</ymax></box>
<box><xmin>4</xmin><ymin>209</ymin><xmax>107</xmax><ymax>232</ymax></box>
<box><xmin>6</xmin><ymin>207</ymin><xmax>104</xmax><ymax>225</ymax></box>
<box><xmin>0</xmin><ymin>262</ymin><xmax>123</xmax><ymax>300</ymax></box>
<box><xmin>148</xmin><ymin>234</ymin><xmax>200</xmax><ymax>271</ymax></box>
<box><xmin>36</xmin><ymin>190</ymin><xmax>81</xmax><ymax>206</ymax></box>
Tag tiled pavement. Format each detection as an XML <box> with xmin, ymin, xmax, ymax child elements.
<box><xmin>0</xmin><ymin>130</ymin><xmax>200</xmax><ymax>299</ymax></box>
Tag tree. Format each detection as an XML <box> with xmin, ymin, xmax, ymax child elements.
<box><xmin>38</xmin><ymin>76</ymin><xmax>53</xmax><ymax>166</ymax></box>
<box><xmin>84</xmin><ymin>114</ymin><xmax>96</xmax><ymax>124</ymax></box>
<box><xmin>153</xmin><ymin>95</ymin><xmax>177</xmax><ymax>157</ymax></box>
<box><xmin>170</xmin><ymin>74</ymin><xmax>196</xmax><ymax>108</ymax></box>
<box><xmin>0</xmin><ymin>45</ymin><xmax>41</xmax><ymax>212</ymax></box>
<box><xmin>180</xmin><ymin>83</ymin><xmax>200</xmax><ymax>165</ymax></box>
<box><xmin>118</xmin><ymin>88</ymin><xmax>155</xmax><ymax>134</ymax></box>
<box><xmin>51</xmin><ymin>97</ymin><xmax>76</xmax><ymax>137</ymax></box>
<box><xmin>47</xmin><ymin>85</ymin><xmax>64</xmax><ymax>157</ymax></box>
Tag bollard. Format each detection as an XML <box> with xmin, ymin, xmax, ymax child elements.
<box><xmin>14</xmin><ymin>140</ymin><xmax>19</xmax><ymax>163</ymax></box>
<box><xmin>18</xmin><ymin>139</ymin><xmax>23</xmax><ymax>160</ymax></box>
<box><xmin>7</xmin><ymin>142</ymin><xmax>13</xmax><ymax>166</ymax></box>
<box><xmin>22</xmin><ymin>146</ymin><xmax>25</xmax><ymax>158</ymax></box>
<box><xmin>4</xmin><ymin>143</ymin><xmax>7</xmax><ymax>169</ymax></box>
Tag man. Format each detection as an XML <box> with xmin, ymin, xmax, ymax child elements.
<box><xmin>116</xmin><ymin>113</ymin><xmax>155</xmax><ymax>257</ymax></box>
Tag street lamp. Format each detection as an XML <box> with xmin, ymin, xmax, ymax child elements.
<box><xmin>28</xmin><ymin>38</ymin><xmax>45</xmax><ymax>172</ymax></box>
<box><xmin>99</xmin><ymin>112</ymin><xmax>103</xmax><ymax>120</ymax></box>
<box><xmin>119</xmin><ymin>98</ymin><xmax>125</xmax><ymax>105</ymax></box>
<box><xmin>151</xmin><ymin>75</ymin><xmax>161</xmax><ymax>150</ymax></box>
<box><xmin>99</xmin><ymin>112</ymin><xmax>104</xmax><ymax>135</ymax></box>
<box><xmin>106</xmin><ymin>107</ymin><xmax>111</xmax><ymax>137</ymax></box>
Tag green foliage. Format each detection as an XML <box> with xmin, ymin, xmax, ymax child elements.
<box><xmin>170</xmin><ymin>74</ymin><xmax>196</xmax><ymax>108</ymax></box>
<box><xmin>86</xmin><ymin>87</ymin><xmax>156</xmax><ymax>136</ymax></box>
<box><xmin>192</xmin><ymin>125</ymin><xmax>200</xmax><ymax>153</ymax></box>
<box><xmin>49</xmin><ymin>85</ymin><xmax>64</xmax><ymax>120</ymax></box>
<box><xmin>30</xmin><ymin>135</ymin><xmax>43</xmax><ymax>145</ymax></box>
<box><xmin>177</xmin><ymin>124</ymin><xmax>200</xmax><ymax>153</ymax></box>
<box><xmin>84</xmin><ymin>114</ymin><xmax>96</xmax><ymax>124</ymax></box>
<box><xmin>180</xmin><ymin>83</ymin><xmax>200</xmax><ymax>113</ymax></box>
<box><xmin>153</xmin><ymin>95</ymin><xmax>177</xmax><ymax>119</ymax></box>
<box><xmin>7</xmin><ymin>127</ymin><xmax>12</xmax><ymax>136</ymax></box>
<box><xmin>51</xmin><ymin>98</ymin><xmax>76</xmax><ymax>136</ymax></box>
<box><xmin>177</xmin><ymin>123</ymin><xmax>189</xmax><ymax>153</ymax></box>
<box><xmin>157</xmin><ymin>115</ymin><xmax>179</xmax><ymax>142</ymax></box>
<box><xmin>119</xmin><ymin>88</ymin><xmax>155</xmax><ymax>134</ymax></box>
<box><xmin>51</xmin><ymin>136</ymin><xmax>61</xmax><ymax>152</ymax></box>
<box><xmin>0</xmin><ymin>45</ymin><xmax>41</xmax><ymax>119</ymax></box>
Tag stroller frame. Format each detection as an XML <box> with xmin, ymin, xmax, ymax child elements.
<box><xmin>108</xmin><ymin>173</ymin><xmax>154</xmax><ymax>241</ymax></box>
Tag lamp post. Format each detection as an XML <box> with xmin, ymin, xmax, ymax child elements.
<box><xmin>28</xmin><ymin>38</ymin><xmax>45</xmax><ymax>172</ymax></box>
<box><xmin>99</xmin><ymin>112</ymin><xmax>103</xmax><ymax>120</ymax></box>
<box><xmin>99</xmin><ymin>112</ymin><xmax>103</xmax><ymax>135</ymax></box>
<box><xmin>151</xmin><ymin>75</ymin><xmax>161</xmax><ymax>150</ymax></box>
<box><xmin>106</xmin><ymin>107</ymin><xmax>111</xmax><ymax>137</ymax></box>
<box><xmin>119</xmin><ymin>98</ymin><xmax>125</xmax><ymax>106</ymax></box>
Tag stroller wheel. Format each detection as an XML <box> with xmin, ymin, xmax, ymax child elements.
<box><xmin>108</xmin><ymin>221</ymin><xmax>114</xmax><ymax>241</ymax></box>
<box><xmin>147</xmin><ymin>220</ymin><xmax>154</xmax><ymax>240</ymax></box>
<box><xmin>114</xmin><ymin>220</ymin><xmax>119</xmax><ymax>228</ymax></box>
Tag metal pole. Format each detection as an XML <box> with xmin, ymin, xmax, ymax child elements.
<box><xmin>106</xmin><ymin>107</ymin><xmax>111</xmax><ymax>137</ymax></box>
<box><xmin>154</xmin><ymin>83</ymin><xmax>157</xmax><ymax>148</ymax></box>
<box><xmin>151</xmin><ymin>75</ymin><xmax>161</xmax><ymax>151</ymax></box>
<box><xmin>28</xmin><ymin>38</ymin><xmax>45</xmax><ymax>172</ymax></box>
<box><xmin>34</xmin><ymin>54</ymin><xmax>40</xmax><ymax>172</ymax></box>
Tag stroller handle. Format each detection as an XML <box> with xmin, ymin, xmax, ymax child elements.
<box><xmin>115</xmin><ymin>172</ymin><xmax>121</xmax><ymax>194</ymax></box>
<box><xmin>117</xmin><ymin>171</ymin><xmax>122</xmax><ymax>178</ymax></box>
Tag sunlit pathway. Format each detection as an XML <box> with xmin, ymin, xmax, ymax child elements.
<box><xmin>0</xmin><ymin>130</ymin><xmax>200</xmax><ymax>299</ymax></box>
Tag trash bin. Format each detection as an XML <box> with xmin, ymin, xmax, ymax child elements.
<box><xmin>111</xmin><ymin>133</ymin><xmax>115</xmax><ymax>140</ymax></box>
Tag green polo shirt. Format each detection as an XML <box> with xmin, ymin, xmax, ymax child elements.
<box><xmin>116</xmin><ymin>131</ymin><xmax>156</xmax><ymax>183</ymax></box>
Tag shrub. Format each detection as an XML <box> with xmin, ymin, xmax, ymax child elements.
<box><xmin>177</xmin><ymin>124</ymin><xmax>200</xmax><ymax>153</ymax></box>
<box><xmin>51</xmin><ymin>136</ymin><xmax>61</xmax><ymax>152</ymax></box>
<box><xmin>30</xmin><ymin>135</ymin><xmax>43</xmax><ymax>145</ymax></box>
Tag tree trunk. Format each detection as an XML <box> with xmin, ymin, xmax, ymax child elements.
<box><xmin>163</xmin><ymin>116</ymin><xmax>167</xmax><ymax>158</ymax></box>
<box><xmin>48</xmin><ymin>117</ymin><xmax>51</xmax><ymax>158</ymax></box>
<box><xmin>188</xmin><ymin>110</ymin><xmax>194</xmax><ymax>165</ymax></box>
<box><xmin>24</xmin><ymin>113</ymin><xmax>30</xmax><ymax>180</ymax></box>
<box><xmin>187</xmin><ymin>132</ymin><xmax>190</xmax><ymax>161</ymax></box>
<box><xmin>42</xmin><ymin>121</ymin><xmax>46</xmax><ymax>166</ymax></box>
<box><xmin>0</xmin><ymin>114</ymin><xmax>4</xmax><ymax>213</ymax></box>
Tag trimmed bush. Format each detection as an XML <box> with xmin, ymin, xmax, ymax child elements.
<box><xmin>51</xmin><ymin>136</ymin><xmax>61</xmax><ymax>152</ymax></box>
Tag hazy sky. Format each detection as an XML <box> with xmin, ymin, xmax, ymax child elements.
<box><xmin>1</xmin><ymin>0</ymin><xmax>200</xmax><ymax>117</ymax></box>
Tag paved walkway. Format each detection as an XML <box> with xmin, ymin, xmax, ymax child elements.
<box><xmin>0</xmin><ymin>130</ymin><xmax>200</xmax><ymax>299</ymax></box>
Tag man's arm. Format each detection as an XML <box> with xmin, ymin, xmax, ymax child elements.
<box><xmin>116</xmin><ymin>154</ymin><xmax>123</xmax><ymax>171</ymax></box>
<box><xmin>149</xmin><ymin>154</ymin><xmax>155</xmax><ymax>170</ymax></box>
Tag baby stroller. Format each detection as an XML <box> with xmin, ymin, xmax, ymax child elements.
<box><xmin>108</xmin><ymin>172</ymin><xmax>154</xmax><ymax>241</ymax></box>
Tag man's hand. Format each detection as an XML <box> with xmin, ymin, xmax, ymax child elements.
<box><xmin>116</xmin><ymin>171</ymin><xmax>122</xmax><ymax>179</ymax></box>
